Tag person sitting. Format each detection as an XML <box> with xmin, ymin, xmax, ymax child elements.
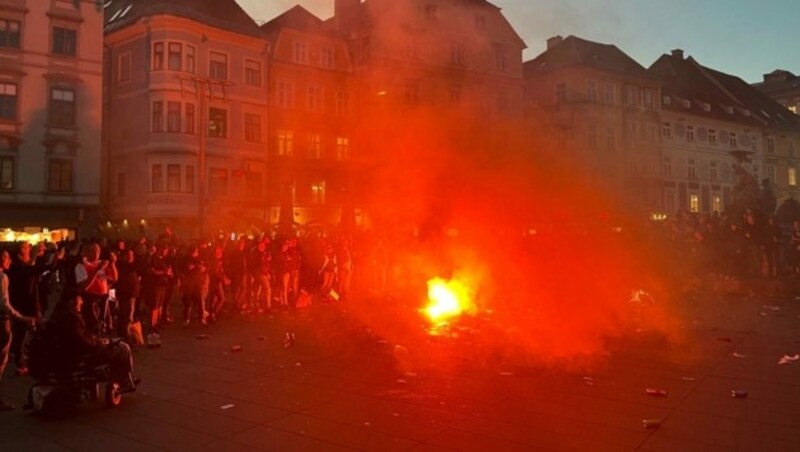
<box><xmin>48</xmin><ymin>290</ymin><xmax>138</xmax><ymax>392</ymax></box>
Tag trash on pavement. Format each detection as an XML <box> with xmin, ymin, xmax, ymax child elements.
<box><xmin>220</xmin><ymin>404</ymin><xmax>235</xmax><ymax>410</ymax></box>
<box><xmin>778</xmin><ymin>354</ymin><xmax>800</xmax><ymax>365</ymax></box>
<box><xmin>196</xmin><ymin>334</ymin><xmax>209</xmax><ymax>340</ymax></box>
<box><xmin>645</xmin><ymin>388</ymin><xmax>668</xmax><ymax>397</ymax></box>
<box><xmin>731</xmin><ymin>390</ymin><xmax>748</xmax><ymax>398</ymax></box>
<box><xmin>642</xmin><ymin>419</ymin><xmax>663</xmax><ymax>429</ymax></box>
<box><xmin>231</xmin><ymin>345</ymin><xmax>243</xmax><ymax>353</ymax></box>
<box><xmin>732</xmin><ymin>352</ymin><xmax>746</xmax><ymax>359</ymax></box>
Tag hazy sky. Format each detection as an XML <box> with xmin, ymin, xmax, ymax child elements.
<box><xmin>236</xmin><ymin>0</ymin><xmax>800</xmax><ymax>83</ymax></box>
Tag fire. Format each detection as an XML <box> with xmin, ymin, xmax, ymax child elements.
<box><xmin>423</xmin><ymin>277</ymin><xmax>474</xmax><ymax>325</ymax></box>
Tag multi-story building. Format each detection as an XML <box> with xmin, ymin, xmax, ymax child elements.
<box><xmin>103</xmin><ymin>0</ymin><xmax>269</xmax><ymax>237</ymax></box>
<box><xmin>524</xmin><ymin>35</ymin><xmax>664</xmax><ymax>217</ymax></box>
<box><xmin>753</xmin><ymin>69</ymin><xmax>800</xmax><ymax>115</ymax></box>
<box><xmin>261</xmin><ymin>6</ymin><xmax>355</xmax><ymax>231</ymax></box>
<box><xmin>648</xmin><ymin>50</ymin><xmax>800</xmax><ymax>214</ymax></box>
<box><xmin>327</xmin><ymin>0</ymin><xmax>526</xmax><ymax>229</ymax></box>
<box><xmin>0</xmin><ymin>0</ymin><xmax>103</xmax><ymax>240</ymax></box>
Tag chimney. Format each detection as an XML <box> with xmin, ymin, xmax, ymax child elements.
<box><xmin>671</xmin><ymin>49</ymin><xmax>684</xmax><ymax>60</ymax></box>
<box><xmin>546</xmin><ymin>35</ymin><xmax>563</xmax><ymax>50</ymax></box>
<box><xmin>335</xmin><ymin>0</ymin><xmax>360</xmax><ymax>31</ymax></box>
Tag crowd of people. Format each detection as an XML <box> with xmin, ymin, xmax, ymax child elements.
<box><xmin>0</xmin><ymin>228</ymin><xmax>364</xmax><ymax>411</ymax></box>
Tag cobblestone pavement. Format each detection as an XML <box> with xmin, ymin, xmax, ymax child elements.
<box><xmin>0</xmin><ymin>289</ymin><xmax>798</xmax><ymax>451</ymax></box>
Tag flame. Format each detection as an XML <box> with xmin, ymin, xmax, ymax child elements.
<box><xmin>423</xmin><ymin>277</ymin><xmax>474</xmax><ymax>325</ymax></box>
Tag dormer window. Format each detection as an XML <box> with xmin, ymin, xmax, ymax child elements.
<box><xmin>663</xmin><ymin>96</ymin><xmax>671</xmax><ymax>105</ymax></box>
<box><xmin>681</xmin><ymin>99</ymin><xmax>690</xmax><ymax>108</ymax></box>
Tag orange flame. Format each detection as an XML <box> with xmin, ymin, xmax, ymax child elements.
<box><xmin>423</xmin><ymin>277</ymin><xmax>475</xmax><ymax>325</ymax></box>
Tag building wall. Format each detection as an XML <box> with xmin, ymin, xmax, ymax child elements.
<box><xmin>104</xmin><ymin>15</ymin><xmax>269</xmax><ymax>237</ymax></box>
<box><xmin>0</xmin><ymin>0</ymin><xmax>103</xmax><ymax>238</ymax></box>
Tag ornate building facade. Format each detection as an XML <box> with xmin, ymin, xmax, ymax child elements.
<box><xmin>0</xmin><ymin>0</ymin><xmax>104</xmax><ymax>240</ymax></box>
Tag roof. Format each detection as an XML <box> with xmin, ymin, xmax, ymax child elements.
<box><xmin>104</xmin><ymin>0</ymin><xmax>263</xmax><ymax>38</ymax></box>
<box><xmin>523</xmin><ymin>35</ymin><xmax>653</xmax><ymax>79</ymax></box>
<box><xmin>648</xmin><ymin>53</ymin><xmax>800</xmax><ymax>132</ymax></box>
<box><xmin>752</xmin><ymin>69</ymin><xmax>800</xmax><ymax>97</ymax></box>
<box><xmin>260</xmin><ymin>5</ymin><xmax>328</xmax><ymax>40</ymax></box>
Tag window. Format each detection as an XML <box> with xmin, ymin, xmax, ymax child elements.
<box><xmin>166</xmin><ymin>164</ymin><xmax>180</xmax><ymax>192</ymax></box>
<box><xmin>50</xmin><ymin>88</ymin><xmax>76</xmax><ymax>126</ymax></box>
<box><xmin>405</xmin><ymin>79</ymin><xmax>420</xmax><ymax>104</ymax></box>
<box><xmin>496</xmin><ymin>49</ymin><xmax>509</xmax><ymax>73</ymax></box>
<box><xmin>607</xmin><ymin>128</ymin><xmax>616</xmax><ymax>151</ymax></box>
<box><xmin>245</xmin><ymin>60</ymin><xmax>261</xmax><ymax>87</ymax></box>
<box><xmin>627</xmin><ymin>121</ymin><xmax>637</xmax><ymax>141</ymax></box>
<box><xmin>497</xmin><ymin>91</ymin><xmax>509</xmax><ymax>113</ymax></box>
<box><xmin>0</xmin><ymin>82</ymin><xmax>17</xmax><ymax>120</ymax></box>
<box><xmin>320</xmin><ymin>47</ymin><xmax>334</xmax><ymax>69</ymax></box>
<box><xmin>209</xmin><ymin>52</ymin><xmax>227</xmax><ymax>80</ymax></box>
<box><xmin>643</xmin><ymin>89</ymin><xmax>655</xmax><ymax>109</ymax></box>
<box><xmin>450</xmin><ymin>43</ymin><xmax>463</xmax><ymax>65</ymax></box>
<box><xmin>475</xmin><ymin>15</ymin><xmax>486</xmax><ymax>30</ymax></box>
<box><xmin>688</xmin><ymin>159</ymin><xmax>696</xmax><ymax>179</ymax></box>
<box><xmin>710</xmin><ymin>161</ymin><xmax>717</xmax><ymax>181</ymax></box>
<box><xmin>311</xmin><ymin>180</ymin><xmax>326</xmax><ymax>205</ymax></box>
<box><xmin>151</xmin><ymin>101</ymin><xmax>163</xmax><ymax>132</ymax></box>
<box><xmin>308</xmin><ymin>134</ymin><xmax>321</xmax><ymax>159</ymax></box>
<box><xmin>662</xmin><ymin>122</ymin><xmax>671</xmax><ymax>138</ymax></box>
<box><xmin>604</xmin><ymin>83</ymin><xmax>614</xmax><ymax>105</ymax></box>
<box><xmin>623</xmin><ymin>85</ymin><xmax>638</xmax><ymax>106</ymax></box>
<box><xmin>185</xmin><ymin>166</ymin><xmax>194</xmax><ymax>193</ymax></box>
<box><xmin>152</xmin><ymin>42</ymin><xmax>164</xmax><ymax>70</ymax></box>
<box><xmin>185</xmin><ymin>103</ymin><xmax>195</xmax><ymax>134</ymax></box>
<box><xmin>52</xmin><ymin>27</ymin><xmax>76</xmax><ymax>56</ymax></box>
<box><xmin>752</xmin><ymin>136</ymin><xmax>759</xmax><ymax>151</ymax></box>
<box><xmin>168</xmin><ymin>43</ymin><xmax>182</xmax><ymax>71</ymax></box>
<box><xmin>277</xmin><ymin>81</ymin><xmax>294</xmax><ymax>108</ymax></box>
<box><xmin>48</xmin><ymin>159</ymin><xmax>72</xmax><ymax>192</ymax></box>
<box><xmin>587</xmin><ymin>80</ymin><xmax>597</xmax><ymax>102</ymax></box>
<box><xmin>167</xmin><ymin>102</ymin><xmax>181</xmax><ymax>132</ymax></box>
<box><xmin>208</xmin><ymin>108</ymin><xmax>227</xmax><ymax>138</ymax></box>
<box><xmin>587</xmin><ymin>124</ymin><xmax>597</xmax><ymax>149</ymax></box>
<box><xmin>209</xmin><ymin>168</ymin><xmax>228</xmax><ymax>196</ymax></box>
<box><xmin>0</xmin><ymin>19</ymin><xmax>21</xmax><ymax>49</ymax></box>
<box><xmin>151</xmin><ymin>164</ymin><xmax>163</xmax><ymax>192</ymax></box>
<box><xmin>767</xmin><ymin>164</ymin><xmax>777</xmax><ymax>184</ymax></box>
<box><xmin>555</xmin><ymin>83</ymin><xmax>566</xmax><ymax>103</ymax></box>
<box><xmin>116</xmin><ymin>172</ymin><xmax>125</xmax><ymax>197</ymax></box>
<box><xmin>293</xmin><ymin>40</ymin><xmax>307</xmax><ymax>64</ymax></box>
<box><xmin>712</xmin><ymin>195</ymin><xmax>722</xmax><ymax>213</ymax></box>
<box><xmin>791</xmin><ymin>140</ymin><xmax>796</xmax><ymax>158</ymax></box>
<box><xmin>689</xmin><ymin>194</ymin><xmax>700</xmax><ymax>213</ymax></box>
<box><xmin>336</xmin><ymin>137</ymin><xmax>350</xmax><ymax>160</ymax></box>
<box><xmin>358</xmin><ymin>37</ymin><xmax>370</xmax><ymax>64</ymax></box>
<box><xmin>730</xmin><ymin>132</ymin><xmax>737</xmax><ymax>147</ymax></box>
<box><xmin>307</xmin><ymin>86</ymin><xmax>323</xmax><ymax>112</ymax></box>
<box><xmin>663</xmin><ymin>157</ymin><xmax>672</xmax><ymax>177</ymax></box>
<box><xmin>767</xmin><ymin>137</ymin><xmax>775</xmax><ymax>154</ymax></box>
<box><xmin>449</xmin><ymin>84</ymin><xmax>462</xmax><ymax>105</ymax></box>
<box><xmin>244</xmin><ymin>113</ymin><xmax>261</xmax><ymax>142</ymax></box>
<box><xmin>278</xmin><ymin>130</ymin><xmax>293</xmax><ymax>156</ymax></box>
<box><xmin>709</xmin><ymin>128</ymin><xmax>716</xmax><ymax>144</ymax></box>
<box><xmin>686</xmin><ymin>125</ymin><xmax>695</xmax><ymax>142</ymax></box>
<box><xmin>336</xmin><ymin>91</ymin><xmax>349</xmax><ymax>115</ymax></box>
<box><xmin>0</xmin><ymin>156</ymin><xmax>13</xmax><ymax>190</ymax></box>
<box><xmin>790</xmin><ymin>167</ymin><xmax>797</xmax><ymax>187</ymax></box>
<box><xmin>665</xmin><ymin>189</ymin><xmax>675</xmax><ymax>212</ymax></box>
<box><xmin>117</xmin><ymin>52</ymin><xmax>131</xmax><ymax>83</ymax></box>
<box><xmin>184</xmin><ymin>45</ymin><xmax>195</xmax><ymax>73</ymax></box>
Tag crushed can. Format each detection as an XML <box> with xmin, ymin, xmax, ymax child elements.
<box><xmin>231</xmin><ymin>345</ymin><xmax>243</xmax><ymax>353</ymax></box>
<box><xmin>731</xmin><ymin>390</ymin><xmax>748</xmax><ymax>399</ymax></box>
<box><xmin>645</xmin><ymin>388</ymin><xmax>668</xmax><ymax>397</ymax></box>
<box><xmin>642</xmin><ymin>419</ymin><xmax>663</xmax><ymax>429</ymax></box>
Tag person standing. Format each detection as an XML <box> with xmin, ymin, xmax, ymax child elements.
<box><xmin>145</xmin><ymin>247</ymin><xmax>172</xmax><ymax>335</ymax></box>
<box><xmin>7</xmin><ymin>243</ymin><xmax>51</xmax><ymax>375</ymax></box>
<box><xmin>0</xmin><ymin>251</ymin><xmax>36</xmax><ymax>411</ymax></box>
<box><xmin>225</xmin><ymin>238</ymin><xmax>249</xmax><ymax>313</ymax></box>
<box><xmin>115</xmin><ymin>249</ymin><xmax>141</xmax><ymax>339</ymax></box>
<box><xmin>206</xmin><ymin>246</ymin><xmax>228</xmax><ymax>322</ymax></box>
<box><xmin>181</xmin><ymin>247</ymin><xmax>207</xmax><ymax>326</ymax></box>
<box><xmin>250</xmin><ymin>239</ymin><xmax>272</xmax><ymax>313</ymax></box>
<box><xmin>75</xmin><ymin>244</ymin><xmax>118</xmax><ymax>336</ymax></box>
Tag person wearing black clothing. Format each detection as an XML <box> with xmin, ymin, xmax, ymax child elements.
<box><xmin>145</xmin><ymin>247</ymin><xmax>172</xmax><ymax>334</ymax></box>
<box><xmin>49</xmin><ymin>293</ymin><xmax>136</xmax><ymax>393</ymax></box>
<box><xmin>115</xmin><ymin>249</ymin><xmax>141</xmax><ymax>338</ymax></box>
<box><xmin>7</xmin><ymin>243</ymin><xmax>50</xmax><ymax>375</ymax></box>
<box><xmin>181</xmin><ymin>247</ymin><xmax>207</xmax><ymax>325</ymax></box>
<box><xmin>225</xmin><ymin>239</ymin><xmax>249</xmax><ymax>313</ymax></box>
<box><xmin>0</xmin><ymin>251</ymin><xmax>36</xmax><ymax>411</ymax></box>
<box><xmin>206</xmin><ymin>246</ymin><xmax>229</xmax><ymax>322</ymax></box>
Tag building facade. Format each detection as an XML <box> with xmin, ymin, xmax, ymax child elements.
<box><xmin>261</xmin><ymin>6</ymin><xmax>355</xmax><ymax>231</ymax></box>
<box><xmin>649</xmin><ymin>50</ymin><xmax>800</xmax><ymax>215</ymax></box>
<box><xmin>753</xmin><ymin>69</ymin><xmax>800</xmax><ymax>115</ymax></box>
<box><xmin>0</xmin><ymin>0</ymin><xmax>104</xmax><ymax>240</ymax></box>
<box><xmin>524</xmin><ymin>35</ymin><xmax>664</xmax><ymax>217</ymax></box>
<box><xmin>103</xmin><ymin>0</ymin><xmax>269</xmax><ymax>238</ymax></box>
